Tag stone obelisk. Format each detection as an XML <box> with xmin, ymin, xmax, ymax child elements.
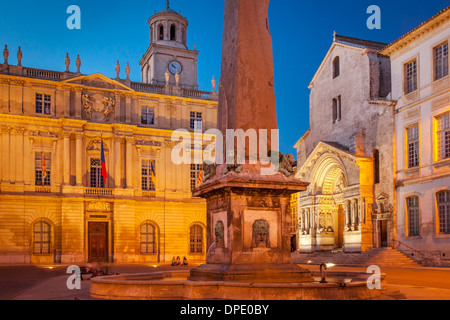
<box><xmin>217</xmin><ymin>0</ymin><xmax>278</xmax><ymax>158</ymax></box>
<box><xmin>191</xmin><ymin>0</ymin><xmax>312</xmax><ymax>283</ymax></box>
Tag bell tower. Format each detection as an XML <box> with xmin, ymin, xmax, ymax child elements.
<box><xmin>140</xmin><ymin>2</ymin><xmax>199</xmax><ymax>90</ymax></box>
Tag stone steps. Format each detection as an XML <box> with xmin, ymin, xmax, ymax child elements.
<box><xmin>292</xmin><ymin>248</ymin><xmax>421</xmax><ymax>268</ymax></box>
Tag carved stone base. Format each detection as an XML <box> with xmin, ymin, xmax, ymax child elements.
<box><xmin>191</xmin><ymin>163</ymin><xmax>313</xmax><ymax>283</ymax></box>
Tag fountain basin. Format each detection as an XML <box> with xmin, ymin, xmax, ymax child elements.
<box><xmin>90</xmin><ymin>270</ymin><xmax>386</xmax><ymax>300</ymax></box>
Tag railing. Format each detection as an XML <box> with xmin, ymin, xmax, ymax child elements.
<box><xmin>142</xmin><ymin>191</ymin><xmax>156</xmax><ymax>198</ymax></box>
<box><xmin>84</xmin><ymin>188</ymin><xmax>114</xmax><ymax>196</ymax></box>
<box><xmin>181</xmin><ymin>88</ymin><xmax>211</xmax><ymax>100</ymax></box>
<box><xmin>24</xmin><ymin>68</ymin><xmax>64</xmax><ymax>81</ymax></box>
<box><xmin>131</xmin><ymin>82</ymin><xmax>215</xmax><ymax>101</ymax></box>
<box><xmin>394</xmin><ymin>239</ymin><xmax>437</xmax><ymax>265</ymax></box>
<box><xmin>131</xmin><ymin>82</ymin><xmax>164</xmax><ymax>94</ymax></box>
<box><xmin>35</xmin><ymin>186</ymin><xmax>52</xmax><ymax>193</ymax></box>
<box><xmin>394</xmin><ymin>240</ymin><xmax>425</xmax><ymax>258</ymax></box>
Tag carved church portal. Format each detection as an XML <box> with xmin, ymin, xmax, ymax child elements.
<box><xmin>88</xmin><ymin>222</ymin><xmax>108</xmax><ymax>262</ymax></box>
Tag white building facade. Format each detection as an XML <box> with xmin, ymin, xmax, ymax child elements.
<box><xmin>381</xmin><ymin>7</ymin><xmax>450</xmax><ymax>263</ymax></box>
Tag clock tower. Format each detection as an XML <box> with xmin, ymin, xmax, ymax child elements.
<box><xmin>140</xmin><ymin>3</ymin><xmax>199</xmax><ymax>90</ymax></box>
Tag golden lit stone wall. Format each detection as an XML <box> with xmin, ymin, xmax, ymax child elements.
<box><xmin>0</xmin><ymin>73</ymin><xmax>217</xmax><ymax>264</ymax></box>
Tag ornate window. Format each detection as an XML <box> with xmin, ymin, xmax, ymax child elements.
<box><xmin>33</xmin><ymin>221</ymin><xmax>51</xmax><ymax>254</ymax></box>
<box><xmin>404</xmin><ymin>60</ymin><xmax>418</xmax><ymax>94</ymax></box>
<box><xmin>140</xmin><ymin>223</ymin><xmax>156</xmax><ymax>254</ymax></box>
<box><xmin>406</xmin><ymin>196</ymin><xmax>420</xmax><ymax>236</ymax></box>
<box><xmin>190</xmin><ymin>112</ymin><xmax>202</xmax><ymax>130</ymax></box>
<box><xmin>35</xmin><ymin>93</ymin><xmax>51</xmax><ymax>115</ymax></box>
<box><xmin>142</xmin><ymin>160</ymin><xmax>156</xmax><ymax>191</ymax></box>
<box><xmin>407</xmin><ymin>125</ymin><xmax>420</xmax><ymax>168</ymax></box>
<box><xmin>437</xmin><ymin>112</ymin><xmax>450</xmax><ymax>160</ymax></box>
<box><xmin>437</xmin><ymin>191</ymin><xmax>450</xmax><ymax>234</ymax></box>
<box><xmin>141</xmin><ymin>106</ymin><xmax>155</xmax><ymax>125</ymax></box>
<box><xmin>35</xmin><ymin>152</ymin><xmax>51</xmax><ymax>186</ymax></box>
<box><xmin>90</xmin><ymin>158</ymin><xmax>105</xmax><ymax>188</ymax></box>
<box><xmin>434</xmin><ymin>41</ymin><xmax>448</xmax><ymax>81</ymax></box>
<box><xmin>189</xmin><ymin>224</ymin><xmax>203</xmax><ymax>254</ymax></box>
<box><xmin>333</xmin><ymin>56</ymin><xmax>340</xmax><ymax>79</ymax></box>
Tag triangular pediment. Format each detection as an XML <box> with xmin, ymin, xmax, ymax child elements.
<box><xmin>62</xmin><ymin>73</ymin><xmax>134</xmax><ymax>92</ymax></box>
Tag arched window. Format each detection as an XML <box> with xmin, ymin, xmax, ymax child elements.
<box><xmin>170</xmin><ymin>24</ymin><xmax>176</xmax><ymax>41</ymax></box>
<box><xmin>437</xmin><ymin>191</ymin><xmax>450</xmax><ymax>234</ymax></box>
<box><xmin>406</xmin><ymin>196</ymin><xmax>420</xmax><ymax>236</ymax></box>
<box><xmin>333</xmin><ymin>56</ymin><xmax>340</xmax><ymax>78</ymax></box>
<box><xmin>373</xmin><ymin>150</ymin><xmax>380</xmax><ymax>184</ymax></box>
<box><xmin>189</xmin><ymin>224</ymin><xmax>203</xmax><ymax>253</ymax></box>
<box><xmin>140</xmin><ymin>223</ymin><xmax>156</xmax><ymax>254</ymax></box>
<box><xmin>159</xmin><ymin>25</ymin><xmax>164</xmax><ymax>40</ymax></box>
<box><xmin>33</xmin><ymin>221</ymin><xmax>51</xmax><ymax>254</ymax></box>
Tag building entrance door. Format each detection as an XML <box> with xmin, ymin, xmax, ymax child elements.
<box><xmin>88</xmin><ymin>222</ymin><xmax>108</xmax><ymax>262</ymax></box>
<box><xmin>378</xmin><ymin>220</ymin><xmax>388</xmax><ymax>248</ymax></box>
<box><xmin>291</xmin><ymin>235</ymin><xmax>297</xmax><ymax>252</ymax></box>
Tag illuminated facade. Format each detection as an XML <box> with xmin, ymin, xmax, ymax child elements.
<box><xmin>0</xmin><ymin>5</ymin><xmax>218</xmax><ymax>264</ymax></box>
<box><xmin>295</xmin><ymin>34</ymin><xmax>395</xmax><ymax>253</ymax></box>
<box><xmin>381</xmin><ymin>7</ymin><xmax>450</xmax><ymax>262</ymax></box>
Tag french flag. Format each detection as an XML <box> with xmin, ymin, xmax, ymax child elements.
<box><xmin>101</xmin><ymin>134</ymin><xmax>107</xmax><ymax>186</ymax></box>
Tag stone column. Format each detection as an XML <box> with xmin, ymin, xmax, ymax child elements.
<box><xmin>306</xmin><ymin>208</ymin><xmax>311</xmax><ymax>234</ymax></box>
<box><xmin>125</xmin><ymin>95</ymin><xmax>132</xmax><ymax>123</ymax></box>
<box><xmin>300</xmin><ymin>209</ymin><xmax>305</xmax><ymax>234</ymax></box>
<box><xmin>63</xmin><ymin>86</ymin><xmax>71</xmax><ymax>118</ymax></box>
<box><xmin>26</xmin><ymin>138</ymin><xmax>34</xmax><ymax>186</ymax></box>
<box><xmin>345</xmin><ymin>202</ymin><xmax>349</xmax><ymax>228</ymax></box>
<box><xmin>352</xmin><ymin>200</ymin><xmax>357</xmax><ymax>230</ymax></box>
<box><xmin>114</xmin><ymin>137</ymin><xmax>121</xmax><ymax>188</ymax></box>
<box><xmin>126</xmin><ymin>137</ymin><xmax>133</xmax><ymax>189</ymax></box>
<box><xmin>115</xmin><ymin>93</ymin><xmax>121</xmax><ymax>123</ymax></box>
<box><xmin>355</xmin><ymin>199</ymin><xmax>360</xmax><ymax>227</ymax></box>
<box><xmin>9</xmin><ymin>129</ymin><xmax>17</xmax><ymax>183</ymax></box>
<box><xmin>63</xmin><ymin>132</ymin><xmax>71</xmax><ymax>186</ymax></box>
<box><xmin>15</xmin><ymin>128</ymin><xmax>24</xmax><ymax>184</ymax></box>
<box><xmin>75</xmin><ymin>133</ymin><xmax>83</xmax><ymax>186</ymax></box>
<box><xmin>74</xmin><ymin>87</ymin><xmax>82</xmax><ymax>119</ymax></box>
<box><xmin>10</xmin><ymin>80</ymin><xmax>24</xmax><ymax>115</ymax></box>
<box><xmin>2</xmin><ymin>127</ymin><xmax>10</xmax><ymax>183</ymax></box>
<box><xmin>0</xmin><ymin>80</ymin><xmax>9</xmax><ymax>113</ymax></box>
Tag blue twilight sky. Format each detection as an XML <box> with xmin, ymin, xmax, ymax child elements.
<box><xmin>0</xmin><ymin>0</ymin><xmax>448</xmax><ymax>156</ymax></box>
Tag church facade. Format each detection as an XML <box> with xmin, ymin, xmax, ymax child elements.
<box><xmin>0</xmin><ymin>5</ymin><xmax>218</xmax><ymax>264</ymax></box>
<box><xmin>294</xmin><ymin>7</ymin><xmax>450</xmax><ymax>264</ymax></box>
<box><xmin>294</xmin><ymin>34</ymin><xmax>396</xmax><ymax>253</ymax></box>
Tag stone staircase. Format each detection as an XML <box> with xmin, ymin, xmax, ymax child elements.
<box><xmin>292</xmin><ymin>247</ymin><xmax>421</xmax><ymax>268</ymax></box>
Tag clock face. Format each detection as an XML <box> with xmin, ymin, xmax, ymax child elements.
<box><xmin>168</xmin><ymin>61</ymin><xmax>182</xmax><ymax>75</ymax></box>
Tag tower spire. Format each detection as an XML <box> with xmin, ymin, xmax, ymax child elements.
<box><xmin>166</xmin><ymin>0</ymin><xmax>170</xmax><ymax>8</ymax></box>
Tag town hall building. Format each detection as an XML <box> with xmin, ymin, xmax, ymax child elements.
<box><xmin>0</xmin><ymin>4</ymin><xmax>218</xmax><ymax>265</ymax></box>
